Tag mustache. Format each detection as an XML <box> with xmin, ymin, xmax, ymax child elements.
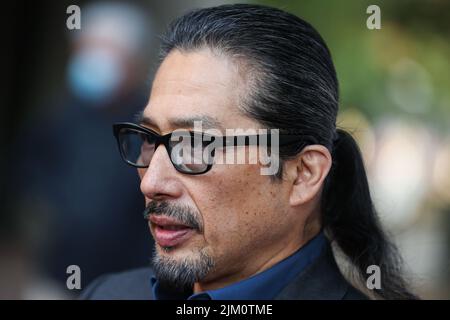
<box><xmin>143</xmin><ymin>201</ymin><xmax>202</xmax><ymax>232</ymax></box>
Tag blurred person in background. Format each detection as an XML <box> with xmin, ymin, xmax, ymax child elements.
<box><xmin>9</xmin><ymin>2</ymin><xmax>154</xmax><ymax>298</ymax></box>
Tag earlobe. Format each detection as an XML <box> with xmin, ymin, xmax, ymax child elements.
<box><xmin>289</xmin><ymin>145</ymin><xmax>332</xmax><ymax>207</ymax></box>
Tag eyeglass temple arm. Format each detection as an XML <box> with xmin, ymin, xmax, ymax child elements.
<box><xmin>217</xmin><ymin>134</ymin><xmax>316</xmax><ymax>147</ymax></box>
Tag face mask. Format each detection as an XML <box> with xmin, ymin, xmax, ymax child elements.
<box><xmin>67</xmin><ymin>48</ymin><xmax>125</xmax><ymax>104</ymax></box>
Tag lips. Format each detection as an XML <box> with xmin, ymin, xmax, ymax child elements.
<box><xmin>149</xmin><ymin>215</ymin><xmax>196</xmax><ymax>248</ymax></box>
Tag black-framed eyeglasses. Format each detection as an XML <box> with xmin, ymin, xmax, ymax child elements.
<box><xmin>113</xmin><ymin>122</ymin><xmax>313</xmax><ymax>175</ymax></box>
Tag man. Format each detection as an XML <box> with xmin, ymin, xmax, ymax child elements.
<box><xmin>81</xmin><ymin>4</ymin><xmax>416</xmax><ymax>300</ymax></box>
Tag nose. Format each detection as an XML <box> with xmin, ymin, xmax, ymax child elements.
<box><xmin>139</xmin><ymin>144</ymin><xmax>183</xmax><ymax>201</ymax></box>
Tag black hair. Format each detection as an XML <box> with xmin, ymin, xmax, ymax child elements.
<box><xmin>158</xmin><ymin>3</ymin><xmax>417</xmax><ymax>299</ymax></box>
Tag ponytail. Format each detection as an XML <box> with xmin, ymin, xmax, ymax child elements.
<box><xmin>321</xmin><ymin>129</ymin><xmax>418</xmax><ymax>299</ymax></box>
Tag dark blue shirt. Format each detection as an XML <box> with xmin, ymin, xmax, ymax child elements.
<box><xmin>151</xmin><ymin>232</ymin><xmax>326</xmax><ymax>300</ymax></box>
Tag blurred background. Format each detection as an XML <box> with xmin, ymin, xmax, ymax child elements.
<box><xmin>1</xmin><ymin>0</ymin><xmax>449</xmax><ymax>299</ymax></box>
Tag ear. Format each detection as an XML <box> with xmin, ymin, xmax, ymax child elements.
<box><xmin>289</xmin><ymin>145</ymin><xmax>332</xmax><ymax>207</ymax></box>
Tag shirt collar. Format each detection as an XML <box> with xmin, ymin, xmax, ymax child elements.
<box><xmin>151</xmin><ymin>231</ymin><xmax>326</xmax><ymax>300</ymax></box>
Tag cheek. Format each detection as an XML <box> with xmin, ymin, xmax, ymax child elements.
<box><xmin>137</xmin><ymin>168</ymin><xmax>146</xmax><ymax>180</ymax></box>
<box><xmin>191</xmin><ymin>164</ymin><xmax>281</xmax><ymax>251</ymax></box>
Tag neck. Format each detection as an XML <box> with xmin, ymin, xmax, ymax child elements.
<box><xmin>193</xmin><ymin>219</ymin><xmax>322</xmax><ymax>293</ymax></box>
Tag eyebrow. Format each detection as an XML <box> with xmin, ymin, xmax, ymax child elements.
<box><xmin>135</xmin><ymin>111</ymin><xmax>224</xmax><ymax>131</ymax></box>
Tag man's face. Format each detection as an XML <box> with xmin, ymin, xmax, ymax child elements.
<box><xmin>138</xmin><ymin>48</ymin><xmax>298</xmax><ymax>289</ymax></box>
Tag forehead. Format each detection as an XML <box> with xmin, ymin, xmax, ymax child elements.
<box><xmin>142</xmin><ymin>48</ymin><xmax>258</xmax><ymax>133</ymax></box>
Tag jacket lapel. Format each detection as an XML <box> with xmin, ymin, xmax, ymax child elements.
<box><xmin>275</xmin><ymin>243</ymin><xmax>350</xmax><ymax>300</ymax></box>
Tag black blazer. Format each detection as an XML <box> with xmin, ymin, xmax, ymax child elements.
<box><xmin>80</xmin><ymin>243</ymin><xmax>368</xmax><ymax>300</ymax></box>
